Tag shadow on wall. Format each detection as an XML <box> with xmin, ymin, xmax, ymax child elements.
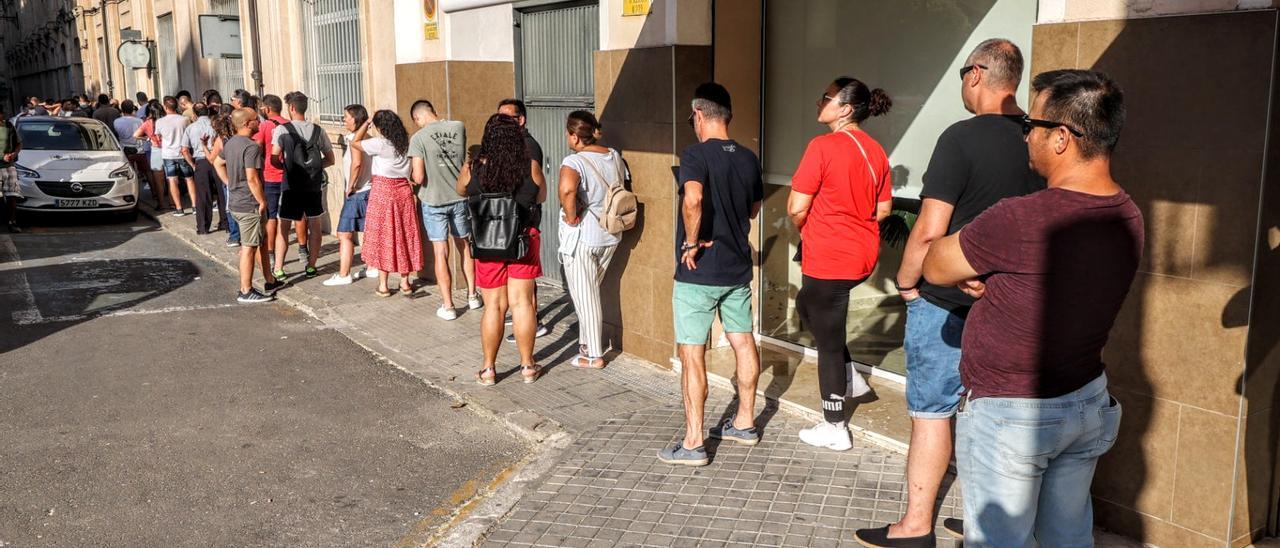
<box><xmin>1045</xmin><ymin>10</ymin><xmax>1278</xmax><ymax>545</ymax></box>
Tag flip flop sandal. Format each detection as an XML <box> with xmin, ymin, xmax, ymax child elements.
<box><xmin>572</xmin><ymin>355</ymin><xmax>606</xmax><ymax>369</ymax></box>
<box><xmin>375</xmin><ymin>288</ymin><xmax>393</xmax><ymax>298</ymax></box>
<box><xmin>476</xmin><ymin>368</ymin><xmax>496</xmax><ymax>386</ymax></box>
<box><xmin>520</xmin><ymin>364</ymin><xmax>543</xmax><ymax>384</ymax></box>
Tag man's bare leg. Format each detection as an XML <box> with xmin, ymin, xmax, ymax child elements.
<box><xmin>679</xmin><ymin>343</ymin><xmax>709</xmax><ymax>449</ymax></box>
<box><xmin>725</xmin><ymin>332</ymin><xmax>760</xmax><ymax>430</ymax></box>
<box><xmin>888</xmin><ymin>418</ymin><xmax>954</xmax><ymax>538</ymax></box>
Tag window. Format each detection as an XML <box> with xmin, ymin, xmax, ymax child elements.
<box><xmin>18</xmin><ymin>120</ymin><xmax>119</xmax><ymax>151</ymax></box>
<box><xmin>299</xmin><ymin>0</ymin><xmax>363</xmax><ymax>122</ymax></box>
<box><xmin>207</xmin><ymin>0</ymin><xmax>245</xmax><ymax>97</ymax></box>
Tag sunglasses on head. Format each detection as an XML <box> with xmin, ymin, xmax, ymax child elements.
<box><xmin>959</xmin><ymin>64</ymin><xmax>988</xmax><ymax>79</ymax></box>
<box><xmin>1021</xmin><ymin>114</ymin><xmax>1085</xmax><ymax>137</ymax></box>
<box><xmin>687</xmin><ymin>112</ymin><xmax>696</xmax><ymax>128</ymax></box>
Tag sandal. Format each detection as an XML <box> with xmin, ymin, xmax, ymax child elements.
<box><xmin>520</xmin><ymin>364</ymin><xmax>543</xmax><ymax>384</ymax></box>
<box><xmin>375</xmin><ymin>288</ymin><xmax>393</xmax><ymax>298</ymax></box>
<box><xmin>476</xmin><ymin>367</ymin><xmax>496</xmax><ymax>386</ymax></box>
<box><xmin>572</xmin><ymin>355</ymin><xmax>606</xmax><ymax>369</ymax></box>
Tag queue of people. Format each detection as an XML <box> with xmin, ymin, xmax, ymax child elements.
<box><xmin>21</xmin><ymin>33</ymin><xmax>1141</xmax><ymax>546</ymax></box>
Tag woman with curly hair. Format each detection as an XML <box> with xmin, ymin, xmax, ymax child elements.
<box><xmin>353</xmin><ymin>109</ymin><xmax>420</xmax><ymax>297</ymax></box>
<box><xmin>456</xmin><ymin>113</ymin><xmax>546</xmax><ymax>385</ymax></box>
<box><xmin>132</xmin><ymin>99</ymin><xmax>169</xmax><ymax>209</ymax></box>
<box><xmin>204</xmin><ymin>104</ymin><xmax>241</xmax><ymax>246</ymax></box>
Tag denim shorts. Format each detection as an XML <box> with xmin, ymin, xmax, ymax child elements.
<box><xmin>337</xmin><ymin>191</ymin><xmax>369</xmax><ymax>233</ymax></box>
<box><xmin>672</xmin><ymin>281</ymin><xmax>753</xmax><ymax>345</ymax></box>
<box><xmin>422</xmin><ymin>200</ymin><xmax>471</xmax><ymax>241</ymax></box>
<box><xmin>904</xmin><ymin>297</ymin><xmax>967</xmax><ymax>419</ymax></box>
<box><xmin>162</xmin><ymin>158</ymin><xmax>194</xmax><ymax>178</ymax></box>
<box><xmin>263</xmin><ymin>182</ymin><xmax>282</xmax><ymax>219</ymax></box>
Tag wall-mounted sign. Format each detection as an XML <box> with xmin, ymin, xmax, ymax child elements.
<box><xmin>622</xmin><ymin>0</ymin><xmax>650</xmax><ymax>16</ymax></box>
<box><xmin>117</xmin><ymin>40</ymin><xmax>152</xmax><ymax>69</ymax></box>
<box><xmin>423</xmin><ymin>0</ymin><xmax>439</xmax><ymax>40</ymax></box>
<box><xmin>197</xmin><ymin>15</ymin><xmax>242</xmax><ymax>59</ymax></box>
<box><xmin>120</xmin><ymin>29</ymin><xmax>143</xmax><ymax>41</ymax></box>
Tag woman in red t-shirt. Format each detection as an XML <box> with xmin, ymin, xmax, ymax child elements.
<box><xmin>788</xmin><ymin>76</ymin><xmax>894</xmax><ymax>450</ymax></box>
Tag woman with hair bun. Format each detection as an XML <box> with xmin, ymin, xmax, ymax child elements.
<box><xmin>787</xmin><ymin>76</ymin><xmax>894</xmax><ymax>451</ymax></box>
<box><xmin>558</xmin><ymin>110</ymin><xmax>625</xmax><ymax>370</ymax></box>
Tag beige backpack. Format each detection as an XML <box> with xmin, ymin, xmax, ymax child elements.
<box><xmin>580</xmin><ymin>151</ymin><xmax>638</xmax><ymax>235</ymax></box>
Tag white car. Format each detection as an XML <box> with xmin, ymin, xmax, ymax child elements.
<box><xmin>12</xmin><ymin>116</ymin><xmax>141</xmax><ymax>217</ymax></box>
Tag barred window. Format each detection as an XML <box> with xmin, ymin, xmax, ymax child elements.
<box><xmin>299</xmin><ymin>0</ymin><xmax>362</xmax><ymax>123</ymax></box>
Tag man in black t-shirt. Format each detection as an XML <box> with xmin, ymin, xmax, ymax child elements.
<box><xmin>497</xmin><ymin>99</ymin><xmax>550</xmax><ymax>339</ymax></box>
<box><xmin>857</xmin><ymin>39</ymin><xmax>1046</xmax><ymax>547</ymax></box>
<box><xmin>658</xmin><ymin>83</ymin><xmax>764</xmax><ymax>468</ymax></box>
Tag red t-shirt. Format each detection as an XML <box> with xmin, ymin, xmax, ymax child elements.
<box><xmin>791</xmin><ymin>129</ymin><xmax>892</xmax><ymax>280</ymax></box>
<box><xmin>256</xmin><ymin>115</ymin><xmax>288</xmax><ymax>183</ymax></box>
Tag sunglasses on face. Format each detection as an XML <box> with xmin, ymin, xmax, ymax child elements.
<box><xmin>817</xmin><ymin>93</ymin><xmax>836</xmax><ymax>106</ymax></box>
<box><xmin>1021</xmin><ymin>114</ymin><xmax>1085</xmax><ymax>137</ymax></box>
<box><xmin>959</xmin><ymin>64</ymin><xmax>988</xmax><ymax>79</ymax></box>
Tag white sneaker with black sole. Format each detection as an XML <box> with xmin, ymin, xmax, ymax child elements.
<box><xmin>798</xmin><ymin>420</ymin><xmax>853</xmax><ymax>451</ymax></box>
<box><xmin>505</xmin><ymin>323</ymin><xmax>549</xmax><ymax>343</ymax></box>
<box><xmin>236</xmin><ymin>288</ymin><xmax>274</xmax><ymax>304</ymax></box>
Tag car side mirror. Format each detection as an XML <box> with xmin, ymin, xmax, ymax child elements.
<box><xmin>123</xmin><ymin>146</ymin><xmax>138</xmax><ymax>156</ymax></box>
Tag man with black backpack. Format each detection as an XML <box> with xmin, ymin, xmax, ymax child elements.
<box><xmin>270</xmin><ymin>93</ymin><xmax>335</xmax><ymax>279</ymax></box>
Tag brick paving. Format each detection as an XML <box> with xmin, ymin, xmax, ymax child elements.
<box><xmin>142</xmin><ymin>204</ymin><xmax>1140</xmax><ymax>547</ymax></box>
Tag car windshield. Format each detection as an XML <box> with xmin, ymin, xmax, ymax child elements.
<box><xmin>17</xmin><ymin>120</ymin><xmax>119</xmax><ymax>151</ymax></box>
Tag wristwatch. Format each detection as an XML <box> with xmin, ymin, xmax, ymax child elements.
<box><xmin>894</xmin><ymin>279</ymin><xmax>920</xmax><ymax>292</ymax></box>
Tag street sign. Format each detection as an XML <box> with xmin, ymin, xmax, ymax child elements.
<box><xmin>117</xmin><ymin>41</ymin><xmax>152</xmax><ymax>69</ymax></box>
<box><xmin>120</xmin><ymin>29</ymin><xmax>143</xmax><ymax>41</ymax></box>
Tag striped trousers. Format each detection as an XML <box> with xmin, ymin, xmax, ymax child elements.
<box><xmin>563</xmin><ymin>243</ymin><xmax>617</xmax><ymax>358</ymax></box>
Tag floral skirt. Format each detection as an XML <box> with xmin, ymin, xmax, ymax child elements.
<box><xmin>361</xmin><ymin>176</ymin><xmax>424</xmax><ymax>274</ymax></box>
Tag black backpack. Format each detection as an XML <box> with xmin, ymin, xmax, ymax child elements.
<box><xmin>468</xmin><ymin>193</ymin><xmax>529</xmax><ymax>261</ymax></box>
<box><xmin>281</xmin><ymin>123</ymin><xmax>327</xmax><ymax>191</ymax></box>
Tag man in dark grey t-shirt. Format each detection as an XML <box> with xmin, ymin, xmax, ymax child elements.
<box><xmin>221</xmin><ymin>108</ymin><xmax>281</xmax><ymax>303</ymax></box>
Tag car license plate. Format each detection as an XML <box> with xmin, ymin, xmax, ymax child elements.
<box><xmin>55</xmin><ymin>199</ymin><xmax>99</xmax><ymax>208</ymax></box>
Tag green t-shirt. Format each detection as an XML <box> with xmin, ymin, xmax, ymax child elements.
<box><xmin>0</xmin><ymin>122</ymin><xmax>19</xmax><ymax>169</ymax></box>
<box><xmin>407</xmin><ymin>120</ymin><xmax>466</xmax><ymax>206</ymax></box>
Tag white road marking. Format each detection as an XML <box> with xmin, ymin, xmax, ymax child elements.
<box><xmin>13</xmin><ymin>303</ymin><xmax>242</xmax><ymax>326</ymax></box>
<box><xmin>0</xmin><ymin>234</ymin><xmax>43</xmax><ymax>325</ymax></box>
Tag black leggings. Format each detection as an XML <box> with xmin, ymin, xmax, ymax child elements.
<box><xmin>796</xmin><ymin>274</ymin><xmax>864</xmax><ymax>423</ymax></box>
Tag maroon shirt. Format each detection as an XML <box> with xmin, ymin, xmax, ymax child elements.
<box><xmin>957</xmin><ymin>188</ymin><xmax>1144</xmax><ymax>399</ymax></box>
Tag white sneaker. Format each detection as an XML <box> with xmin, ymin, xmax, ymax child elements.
<box><xmin>363</xmin><ymin>267</ymin><xmax>380</xmax><ymax>279</ymax></box>
<box><xmin>504</xmin><ymin>323</ymin><xmax>549</xmax><ymax>343</ymax></box>
<box><xmin>436</xmin><ymin>306</ymin><xmax>458</xmax><ymax>321</ymax></box>
<box><xmin>322</xmin><ymin>274</ymin><xmax>353</xmax><ymax>286</ymax></box>
<box><xmin>847</xmin><ymin>365</ymin><xmax>873</xmax><ymax>398</ymax></box>
<box><xmin>798</xmin><ymin>420</ymin><xmax>853</xmax><ymax>451</ymax></box>
<box><xmin>468</xmin><ymin>292</ymin><xmax>483</xmax><ymax>310</ymax></box>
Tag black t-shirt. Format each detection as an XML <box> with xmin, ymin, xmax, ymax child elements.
<box><xmin>520</xmin><ymin>131</ymin><xmax>544</xmax><ymax>215</ymax></box>
<box><xmin>919</xmin><ymin>114</ymin><xmax>1046</xmax><ymax>310</ymax></box>
<box><xmin>675</xmin><ymin>139</ymin><xmax>763</xmax><ymax>286</ymax></box>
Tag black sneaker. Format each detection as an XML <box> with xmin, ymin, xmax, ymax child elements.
<box><xmin>304</xmin><ymin>266</ymin><xmax>318</xmax><ymax>278</ymax></box>
<box><xmin>6</xmin><ymin>223</ymin><xmax>20</xmax><ymax>233</ymax></box>
<box><xmin>236</xmin><ymin>289</ymin><xmax>274</xmax><ymax>303</ymax></box>
<box><xmin>264</xmin><ymin>280</ymin><xmax>286</xmax><ymax>292</ymax></box>
<box><xmin>226</xmin><ymin>238</ymin><xmax>240</xmax><ymax>247</ymax></box>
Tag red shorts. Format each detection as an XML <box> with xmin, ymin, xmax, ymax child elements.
<box><xmin>476</xmin><ymin>228</ymin><xmax>543</xmax><ymax>289</ymax></box>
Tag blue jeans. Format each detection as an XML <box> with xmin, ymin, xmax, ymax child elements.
<box><xmin>904</xmin><ymin>297</ymin><xmax>966</xmax><ymax>418</ymax></box>
<box><xmin>224</xmin><ymin>185</ymin><xmax>240</xmax><ymax>242</ymax></box>
<box><xmin>956</xmin><ymin>373</ymin><xmax>1121</xmax><ymax>547</ymax></box>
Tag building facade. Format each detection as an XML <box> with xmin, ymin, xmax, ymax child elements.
<box><xmin>11</xmin><ymin>0</ymin><xmax>1280</xmax><ymax>545</ymax></box>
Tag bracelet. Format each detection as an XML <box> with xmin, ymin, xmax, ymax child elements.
<box><xmin>680</xmin><ymin>241</ymin><xmax>699</xmax><ymax>252</ymax></box>
<box><xmin>894</xmin><ymin>280</ymin><xmax>920</xmax><ymax>292</ymax></box>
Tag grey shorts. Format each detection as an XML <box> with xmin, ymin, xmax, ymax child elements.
<box><xmin>230</xmin><ymin>210</ymin><xmax>265</xmax><ymax>247</ymax></box>
<box><xmin>0</xmin><ymin>166</ymin><xmax>18</xmax><ymax>197</ymax></box>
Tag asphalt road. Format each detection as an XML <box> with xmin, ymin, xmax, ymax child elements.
<box><xmin>0</xmin><ymin>213</ymin><xmax>529</xmax><ymax>547</ymax></box>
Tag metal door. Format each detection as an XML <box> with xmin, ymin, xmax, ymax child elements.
<box><xmin>516</xmin><ymin>2</ymin><xmax>598</xmax><ymax>285</ymax></box>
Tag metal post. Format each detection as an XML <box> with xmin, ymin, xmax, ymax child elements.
<box><xmin>247</xmin><ymin>0</ymin><xmax>263</xmax><ymax>97</ymax></box>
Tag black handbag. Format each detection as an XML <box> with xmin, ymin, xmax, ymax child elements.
<box><xmin>468</xmin><ymin>192</ymin><xmax>530</xmax><ymax>261</ymax></box>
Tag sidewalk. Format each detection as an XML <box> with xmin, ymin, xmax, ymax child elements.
<box><xmin>140</xmin><ymin>203</ymin><xmax>1136</xmax><ymax>547</ymax></box>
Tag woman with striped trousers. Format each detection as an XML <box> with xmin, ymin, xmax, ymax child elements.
<box><xmin>557</xmin><ymin>111</ymin><xmax>624</xmax><ymax>369</ymax></box>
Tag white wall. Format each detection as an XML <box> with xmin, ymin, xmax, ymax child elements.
<box><xmin>395</xmin><ymin>0</ymin><xmax>512</xmax><ymax>63</ymax></box>
<box><xmin>600</xmin><ymin>0</ymin><xmax>711</xmax><ymax>51</ymax></box>
<box><xmin>1037</xmin><ymin>0</ymin><xmax>1275</xmax><ymax>23</ymax></box>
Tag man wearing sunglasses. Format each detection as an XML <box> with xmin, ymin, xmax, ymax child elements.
<box><xmin>922</xmin><ymin>69</ymin><xmax>1141</xmax><ymax>546</ymax></box>
<box><xmin>858</xmin><ymin>38</ymin><xmax>1045</xmax><ymax>548</ymax></box>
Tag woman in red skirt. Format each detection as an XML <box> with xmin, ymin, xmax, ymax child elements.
<box><xmin>350</xmin><ymin>110</ymin><xmax>422</xmax><ymax>296</ymax></box>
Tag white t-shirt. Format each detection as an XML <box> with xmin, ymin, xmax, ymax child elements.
<box><xmin>360</xmin><ymin>137</ymin><xmax>412</xmax><ymax>179</ymax></box>
<box><xmin>154</xmin><ymin>114</ymin><xmax>189</xmax><ymax>159</ymax></box>
<box><xmin>342</xmin><ymin>133</ymin><xmax>373</xmax><ymax>193</ymax></box>
<box><xmin>560</xmin><ymin>148</ymin><xmax>626</xmax><ymax>247</ymax></box>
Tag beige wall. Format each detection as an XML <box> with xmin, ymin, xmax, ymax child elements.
<box><xmin>1034</xmin><ymin>10</ymin><xmax>1279</xmax><ymax>547</ymax></box>
<box><xmin>1038</xmin><ymin>0</ymin><xmax>1278</xmax><ymax>23</ymax></box>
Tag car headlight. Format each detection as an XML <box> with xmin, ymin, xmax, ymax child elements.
<box><xmin>109</xmin><ymin>165</ymin><xmax>133</xmax><ymax>179</ymax></box>
<box><xmin>14</xmin><ymin>164</ymin><xmax>38</xmax><ymax>179</ymax></box>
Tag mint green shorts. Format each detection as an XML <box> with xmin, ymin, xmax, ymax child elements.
<box><xmin>672</xmin><ymin>281</ymin><xmax>753</xmax><ymax>345</ymax></box>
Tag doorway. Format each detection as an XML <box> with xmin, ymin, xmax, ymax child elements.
<box><xmin>514</xmin><ymin>1</ymin><xmax>599</xmax><ymax>285</ymax></box>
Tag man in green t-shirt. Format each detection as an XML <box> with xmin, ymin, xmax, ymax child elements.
<box><xmin>0</xmin><ymin>110</ymin><xmax>23</xmax><ymax>233</ymax></box>
<box><xmin>407</xmin><ymin>99</ymin><xmax>476</xmax><ymax>320</ymax></box>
